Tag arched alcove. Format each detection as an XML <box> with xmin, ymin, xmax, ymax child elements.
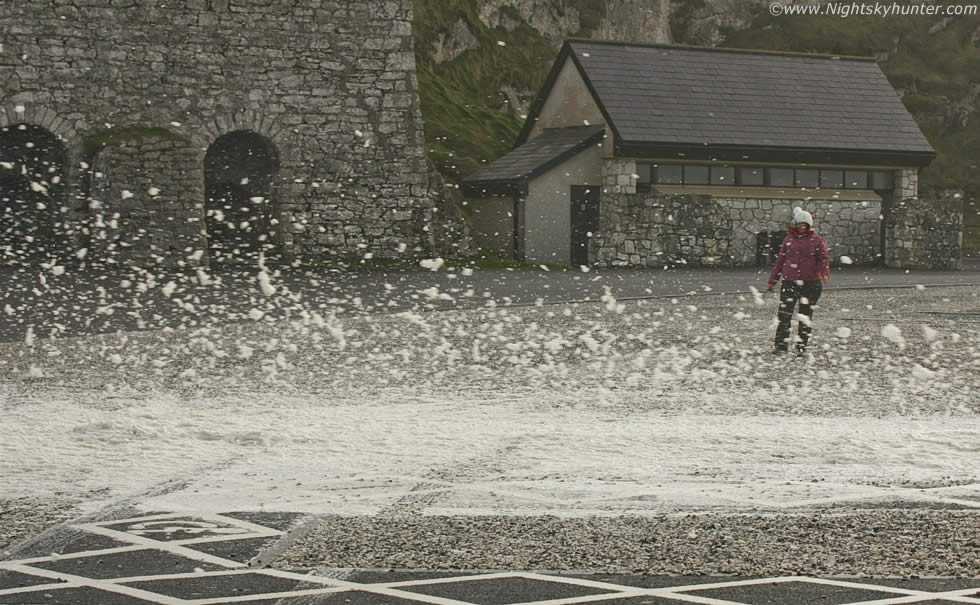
<box><xmin>755</xmin><ymin>229</ymin><xmax>787</xmax><ymax>268</ymax></box>
<box><xmin>204</xmin><ymin>130</ymin><xmax>280</xmax><ymax>264</ymax></box>
<box><xmin>0</xmin><ymin>123</ymin><xmax>68</xmax><ymax>264</ymax></box>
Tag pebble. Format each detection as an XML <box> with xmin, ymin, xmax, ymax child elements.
<box><xmin>275</xmin><ymin>511</ymin><xmax>980</xmax><ymax>576</ymax></box>
<box><xmin>0</xmin><ymin>497</ymin><xmax>78</xmax><ymax>558</ymax></box>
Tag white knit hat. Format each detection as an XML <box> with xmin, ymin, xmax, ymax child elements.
<box><xmin>795</xmin><ymin>208</ymin><xmax>813</xmax><ymax>226</ymax></box>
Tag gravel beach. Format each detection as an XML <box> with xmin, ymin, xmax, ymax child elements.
<box><xmin>0</xmin><ymin>497</ymin><xmax>78</xmax><ymax>558</ymax></box>
<box><xmin>274</xmin><ymin>511</ymin><xmax>980</xmax><ymax>576</ymax></box>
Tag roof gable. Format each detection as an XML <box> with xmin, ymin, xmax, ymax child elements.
<box><xmin>520</xmin><ymin>40</ymin><xmax>935</xmax><ymax>165</ymax></box>
<box><xmin>516</xmin><ymin>45</ymin><xmax>621</xmax><ymax>148</ymax></box>
<box><xmin>464</xmin><ymin>126</ymin><xmax>605</xmax><ymax>196</ymax></box>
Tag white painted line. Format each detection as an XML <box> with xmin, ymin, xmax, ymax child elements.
<box><xmin>257</xmin><ymin>569</ymin><xmax>491</xmax><ymax>605</ymax></box>
<box><xmin>76</xmin><ymin>514</ymin><xmax>285</xmax><ymax>552</ymax></box>
<box><xmin>511</xmin><ymin>571</ymin><xmax>652</xmax><ymax>592</ymax></box>
<box><xmin>201</xmin><ymin>513</ymin><xmax>287</xmax><ymax>536</ymax></box>
<box><xmin>652</xmin><ymin>575</ymin><xmax>804</xmax><ymax>591</ymax></box>
<box><xmin>791</xmin><ymin>576</ymin><xmax>934</xmax><ymax>595</ymax></box>
<box><xmin>0</xmin><ymin>582</ymin><xmax>80</xmax><ymax>596</ymax></box>
<box><xmin>926</xmin><ymin>586</ymin><xmax>980</xmax><ymax>602</ymax></box>
<box><xmin>76</xmin><ymin>524</ymin><xmax>247</xmax><ymax>568</ymax></box>
<box><xmin>188</xmin><ymin>586</ymin><xmax>351</xmax><ymax>604</ymax></box>
<box><xmin>0</xmin><ymin>544</ymin><xmax>146</xmax><ymax>566</ymax></box>
<box><xmin>837</xmin><ymin>593</ymin><xmax>980</xmax><ymax>605</ymax></box>
<box><xmin>645</xmin><ymin>577</ymin><xmax>980</xmax><ymax>605</ymax></box>
<box><xmin>169</xmin><ymin>530</ymin><xmax>281</xmax><ymax>546</ymax></box>
<box><xmin>504</xmin><ymin>590</ymin><xmax>650</xmax><ymax>605</ymax></box>
<box><xmin>87</xmin><ymin>512</ymin><xmax>196</xmax><ymax>527</ymax></box>
<box><xmin>351</xmin><ymin>586</ymin><xmax>489</xmax><ymax>605</ymax></box>
<box><xmin>626</xmin><ymin>591</ymin><xmax>754</xmax><ymax>605</ymax></box>
<box><xmin>104</xmin><ymin>569</ymin><xmax>260</xmax><ymax>584</ymax></box>
<box><xmin>80</xmin><ymin>515</ymin><xmax>283</xmax><ymax>546</ymax></box>
<box><xmin>379</xmin><ymin>571</ymin><xmax>525</xmax><ymax>587</ymax></box>
<box><xmin>255</xmin><ymin>568</ymin><xmax>359</xmax><ymax>587</ymax></box>
<box><xmin>0</xmin><ymin>563</ymin><xmax>191</xmax><ymax>605</ymax></box>
<box><xmin>107</xmin><ymin>567</ymin><xmax>352</xmax><ymax>586</ymax></box>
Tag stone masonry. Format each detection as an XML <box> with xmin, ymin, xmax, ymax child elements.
<box><xmin>0</xmin><ymin>0</ymin><xmax>432</xmax><ymax>267</ymax></box>
<box><xmin>86</xmin><ymin>132</ymin><xmax>207</xmax><ymax>267</ymax></box>
<box><xmin>885</xmin><ymin>192</ymin><xmax>963</xmax><ymax>269</ymax></box>
<box><xmin>593</xmin><ymin>193</ymin><xmax>882</xmax><ymax>268</ymax></box>
<box><xmin>895</xmin><ymin>168</ymin><xmax>919</xmax><ymax>199</ymax></box>
<box><xmin>602</xmin><ymin>158</ymin><xmax>638</xmax><ymax>194</ymax></box>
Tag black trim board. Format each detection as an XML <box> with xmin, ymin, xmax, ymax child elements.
<box><xmin>512</xmin><ymin>194</ymin><xmax>522</xmax><ymax>261</ymax></box>
<box><xmin>515</xmin><ymin>43</ymin><xmax>622</xmax><ymax>148</ymax></box>
<box><xmin>567</xmin><ymin>46</ymin><xmax>624</xmax><ymax>147</ymax></box>
<box><xmin>462</xmin><ymin>180</ymin><xmax>526</xmax><ymax>197</ymax></box>
<box><xmin>563</xmin><ymin>37</ymin><xmax>878</xmax><ymax>62</ymax></box>
<box><xmin>464</xmin><ymin>127</ymin><xmax>605</xmax><ymax>198</ymax></box>
<box><xmin>618</xmin><ymin>142</ymin><xmax>936</xmax><ymax>168</ymax></box>
<box><xmin>527</xmin><ymin>127</ymin><xmax>605</xmax><ymax>179</ymax></box>
<box><xmin>515</xmin><ymin>43</ymin><xmax>571</xmax><ymax>148</ymax></box>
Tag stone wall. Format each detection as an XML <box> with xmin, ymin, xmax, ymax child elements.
<box><xmin>427</xmin><ymin>163</ymin><xmax>474</xmax><ymax>258</ymax></box>
<box><xmin>86</xmin><ymin>132</ymin><xmax>207</xmax><ymax>268</ymax></box>
<box><xmin>602</xmin><ymin>158</ymin><xmax>638</xmax><ymax>194</ymax></box>
<box><xmin>895</xmin><ymin>168</ymin><xmax>919</xmax><ymax>199</ymax></box>
<box><xmin>593</xmin><ymin>192</ymin><xmax>881</xmax><ymax>268</ymax></box>
<box><xmin>885</xmin><ymin>193</ymin><xmax>963</xmax><ymax>269</ymax></box>
<box><xmin>0</xmin><ymin>0</ymin><xmax>432</xmax><ymax>266</ymax></box>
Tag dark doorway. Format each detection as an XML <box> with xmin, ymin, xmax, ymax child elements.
<box><xmin>204</xmin><ymin>130</ymin><xmax>280</xmax><ymax>264</ymax></box>
<box><xmin>756</xmin><ymin>230</ymin><xmax>786</xmax><ymax>268</ymax></box>
<box><xmin>0</xmin><ymin>124</ymin><xmax>68</xmax><ymax>264</ymax></box>
<box><xmin>570</xmin><ymin>185</ymin><xmax>600</xmax><ymax>267</ymax></box>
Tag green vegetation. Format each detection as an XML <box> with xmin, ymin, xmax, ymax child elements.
<box><xmin>414</xmin><ymin>0</ymin><xmax>980</xmax><ymax>196</ymax></box>
<box><xmin>413</xmin><ymin>1</ymin><xmax>979</xmax><ymax>252</ymax></box>
<box><xmin>82</xmin><ymin>126</ymin><xmax>191</xmax><ymax>158</ymax></box>
<box><xmin>413</xmin><ymin>0</ymin><xmax>605</xmax><ymax>181</ymax></box>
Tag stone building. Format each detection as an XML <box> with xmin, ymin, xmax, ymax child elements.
<box><xmin>464</xmin><ymin>40</ymin><xmax>956</xmax><ymax>269</ymax></box>
<box><xmin>0</xmin><ymin>0</ymin><xmax>432</xmax><ymax>268</ymax></box>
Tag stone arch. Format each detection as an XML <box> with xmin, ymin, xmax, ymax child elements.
<box><xmin>0</xmin><ymin>103</ymin><xmax>79</xmax><ymax>144</ymax></box>
<box><xmin>203</xmin><ymin>129</ymin><xmax>281</xmax><ymax>264</ymax></box>
<box><xmin>0</xmin><ymin>122</ymin><xmax>70</xmax><ymax>263</ymax></box>
<box><xmin>191</xmin><ymin>111</ymin><xmax>288</xmax><ymax>157</ymax></box>
<box><xmin>755</xmin><ymin>229</ymin><xmax>786</xmax><ymax>268</ymax></box>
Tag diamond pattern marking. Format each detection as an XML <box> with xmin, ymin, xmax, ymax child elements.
<box><xmin>3</xmin><ymin>513</ymin><xmax>980</xmax><ymax>605</ymax></box>
<box><xmin>678</xmin><ymin>580</ymin><xmax>955</xmax><ymax>605</ymax></box>
<box><xmin>397</xmin><ymin>576</ymin><xmax>620</xmax><ymax>605</ymax></box>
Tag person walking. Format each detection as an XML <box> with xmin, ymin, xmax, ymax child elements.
<box><xmin>767</xmin><ymin>208</ymin><xmax>831</xmax><ymax>354</ymax></box>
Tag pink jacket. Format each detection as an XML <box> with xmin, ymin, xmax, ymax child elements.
<box><xmin>768</xmin><ymin>230</ymin><xmax>830</xmax><ymax>287</ymax></box>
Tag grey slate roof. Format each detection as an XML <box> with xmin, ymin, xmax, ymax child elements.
<box><xmin>463</xmin><ymin>125</ymin><xmax>604</xmax><ymax>192</ymax></box>
<box><xmin>556</xmin><ymin>41</ymin><xmax>933</xmax><ymax>157</ymax></box>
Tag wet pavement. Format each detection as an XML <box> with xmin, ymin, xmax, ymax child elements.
<box><xmin>4</xmin><ymin>262</ymin><xmax>979</xmax><ymax>602</ymax></box>
<box><xmin>3</xmin><ymin>262</ymin><xmax>980</xmax><ymax>343</ymax></box>
<box><xmin>3</xmin><ymin>510</ymin><xmax>978</xmax><ymax>605</ymax></box>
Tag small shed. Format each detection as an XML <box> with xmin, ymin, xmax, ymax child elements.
<box><xmin>463</xmin><ymin>39</ymin><xmax>937</xmax><ymax>268</ymax></box>
<box><xmin>463</xmin><ymin>125</ymin><xmax>605</xmax><ymax>265</ymax></box>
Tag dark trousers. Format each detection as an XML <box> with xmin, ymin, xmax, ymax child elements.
<box><xmin>774</xmin><ymin>280</ymin><xmax>823</xmax><ymax>351</ymax></box>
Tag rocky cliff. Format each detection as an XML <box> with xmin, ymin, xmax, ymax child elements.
<box><xmin>414</xmin><ymin>0</ymin><xmax>980</xmax><ymax>198</ymax></box>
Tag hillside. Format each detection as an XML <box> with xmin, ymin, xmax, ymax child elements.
<box><xmin>412</xmin><ymin>0</ymin><xmax>980</xmax><ymax>198</ymax></box>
